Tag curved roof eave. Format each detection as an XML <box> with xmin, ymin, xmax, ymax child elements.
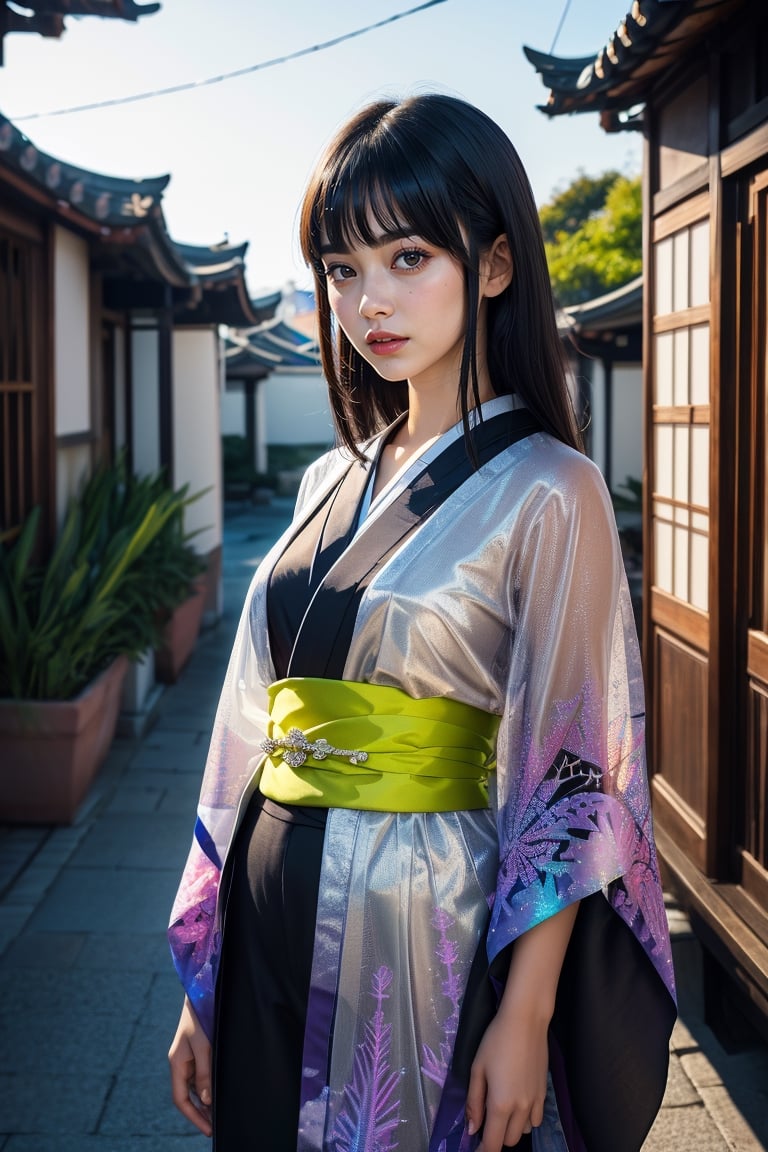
<box><xmin>171</xmin><ymin>245</ymin><xmax>283</xmax><ymax>326</ymax></box>
<box><xmin>0</xmin><ymin>112</ymin><xmax>171</xmax><ymax>228</ymax></box>
<box><xmin>250</xmin><ymin>290</ymin><xmax>283</xmax><ymax>323</ymax></box>
<box><xmin>524</xmin><ymin>0</ymin><xmax>746</xmax><ymax>118</ymax></box>
<box><xmin>174</xmin><ymin>240</ymin><xmax>249</xmax><ymax>278</ymax></box>
<box><xmin>565</xmin><ymin>274</ymin><xmax>643</xmax><ymax>330</ymax></box>
<box><xmin>0</xmin><ymin>110</ymin><xmax>278</xmax><ymax>306</ymax></box>
<box><xmin>224</xmin><ymin>327</ymin><xmax>321</xmax><ymax>371</ymax></box>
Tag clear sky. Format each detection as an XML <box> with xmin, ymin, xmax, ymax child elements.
<box><xmin>0</xmin><ymin>0</ymin><xmax>639</xmax><ymax>295</ymax></box>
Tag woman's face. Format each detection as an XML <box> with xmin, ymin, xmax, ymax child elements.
<box><xmin>319</xmin><ymin>222</ymin><xmax>471</xmax><ymax>396</ymax></box>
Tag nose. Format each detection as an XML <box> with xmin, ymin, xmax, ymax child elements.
<box><xmin>358</xmin><ymin>275</ymin><xmax>393</xmax><ymax>320</ymax></box>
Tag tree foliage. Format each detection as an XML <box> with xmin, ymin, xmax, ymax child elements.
<box><xmin>540</xmin><ymin>170</ymin><xmax>642</xmax><ymax>306</ymax></box>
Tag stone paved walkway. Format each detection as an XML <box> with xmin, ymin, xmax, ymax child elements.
<box><xmin>0</xmin><ymin>499</ymin><xmax>766</xmax><ymax>1150</ymax></box>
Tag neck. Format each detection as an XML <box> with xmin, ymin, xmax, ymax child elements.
<box><xmin>373</xmin><ymin>376</ymin><xmax>493</xmax><ymax>502</ymax></box>
<box><xmin>400</xmin><ymin>374</ymin><xmax>495</xmax><ymax>447</ymax></box>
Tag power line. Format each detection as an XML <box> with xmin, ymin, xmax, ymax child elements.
<box><xmin>14</xmin><ymin>0</ymin><xmax>449</xmax><ymax>122</ymax></box>
<box><xmin>549</xmin><ymin>0</ymin><xmax>573</xmax><ymax>54</ymax></box>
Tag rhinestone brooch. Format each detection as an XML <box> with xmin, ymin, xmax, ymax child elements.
<box><xmin>261</xmin><ymin>727</ymin><xmax>369</xmax><ymax>769</ymax></box>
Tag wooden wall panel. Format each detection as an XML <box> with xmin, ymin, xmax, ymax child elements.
<box><xmin>653</xmin><ymin>628</ymin><xmax>709</xmax><ymax>870</ymax></box>
<box><xmin>746</xmin><ymin>680</ymin><xmax>768</xmax><ymax>873</ymax></box>
<box><xmin>658</xmin><ymin>74</ymin><xmax>709</xmax><ymax>190</ymax></box>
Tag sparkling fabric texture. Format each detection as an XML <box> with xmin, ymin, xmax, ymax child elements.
<box><xmin>168</xmin><ymin>396</ymin><xmax>675</xmax><ymax>1150</ymax></box>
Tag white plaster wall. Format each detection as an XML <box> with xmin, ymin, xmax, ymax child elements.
<box><xmin>589</xmin><ymin>359</ymin><xmax>607</xmax><ymax>479</ymax></box>
<box><xmin>55</xmin><ymin>442</ymin><xmax>91</xmax><ymax>527</ymax></box>
<box><xmin>256</xmin><ymin>384</ymin><xmax>268</xmax><ymax>474</ymax></box>
<box><xmin>264</xmin><ymin>371</ymin><xmax>333</xmax><ymax>445</ymax></box>
<box><xmin>172</xmin><ymin>327</ymin><xmax>222</xmax><ymax>555</ymax></box>
<box><xmin>53</xmin><ymin>226</ymin><xmax>90</xmax><ymax>437</ymax></box>
<box><xmin>131</xmin><ymin>327</ymin><xmax>161</xmax><ymax>476</ymax></box>
<box><xmin>221</xmin><ymin>388</ymin><xmax>245</xmax><ymax>436</ymax></box>
<box><xmin>612</xmin><ymin>365</ymin><xmax>643</xmax><ymax>489</ymax></box>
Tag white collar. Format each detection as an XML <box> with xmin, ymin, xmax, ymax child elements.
<box><xmin>357</xmin><ymin>393</ymin><xmax>520</xmax><ymax>530</ymax></box>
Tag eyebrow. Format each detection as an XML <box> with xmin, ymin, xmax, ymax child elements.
<box><xmin>319</xmin><ymin>227</ymin><xmax>419</xmax><ymax>256</ymax></box>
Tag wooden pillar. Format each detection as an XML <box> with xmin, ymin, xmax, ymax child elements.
<box><xmin>604</xmin><ymin>357</ymin><xmax>614</xmax><ymax>492</ymax></box>
<box><xmin>158</xmin><ymin>289</ymin><xmax>173</xmax><ymax>479</ymax></box>
<box><xmin>245</xmin><ymin>379</ymin><xmax>257</xmax><ymax>475</ymax></box>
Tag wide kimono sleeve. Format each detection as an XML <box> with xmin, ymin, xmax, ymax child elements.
<box><xmin>166</xmin><ymin>589</ymin><xmax>271</xmax><ymax>1039</ymax></box>
<box><xmin>488</xmin><ymin>453</ymin><xmax>676</xmax><ymax>1151</ymax></box>
<box><xmin>167</xmin><ymin>448</ymin><xmax>345</xmax><ymax>1039</ymax></box>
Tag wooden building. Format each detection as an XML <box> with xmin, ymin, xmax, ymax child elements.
<box><xmin>0</xmin><ymin>107</ymin><xmax>278</xmax><ymax>722</ymax></box>
<box><xmin>527</xmin><ymin>0</ymin><xmax>768</xmax><ymax>1040</ymax></box>
<box><xmin>0</xmin><ymin>105</ymin><xmax>275</xmax><ymax>557</ymax></box>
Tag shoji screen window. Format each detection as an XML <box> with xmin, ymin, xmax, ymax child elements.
<box><xmin>652</xmin><ymin>209</ymin><xmax>710</xmax><ymax>611</ymax></box>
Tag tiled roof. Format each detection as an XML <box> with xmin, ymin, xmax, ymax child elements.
<box><xmin>225</xmin><ymin>320</ymin><xmax>321</xmax><ymax>379</ymax></box>
<box><xmin>564</xmin><ymin>275</ymin><xmax>643</xmax><ymax>332</ymax></box>
<box><xmin>0</xmin><ymin>110</ymin><xmax>273</xmax><ymax>326</ymax></box>
<box><xmin>0</xmin><ymin>112</ymin><xmax>171</xmax><ymax>229</ymax></box>
<box><xmin>172</xmin><ymin>243</ymin><xmax>281</xmax><ymax>328</ymax></box>
<box><xmin>524</xmin><ymin>0</ymin><xmax>745</xmax><ymax>120</ymax></box>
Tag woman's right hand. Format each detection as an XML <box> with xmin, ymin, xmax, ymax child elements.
<box><xmin>168</xmin><ymin>995</ymin><xmax>213</xmax><ymax>1137</ymax></box>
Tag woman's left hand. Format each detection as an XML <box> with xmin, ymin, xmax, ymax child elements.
<box><xmin>465</xmin><ymin>995</ymin><xmax>549</xmax><ymax>1151</ymax></box>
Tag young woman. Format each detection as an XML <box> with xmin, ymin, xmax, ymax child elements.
<box><xmin>168</xmin><ymin>94</ymin><xmax>676</xmax><ymax>1152</ymax></box>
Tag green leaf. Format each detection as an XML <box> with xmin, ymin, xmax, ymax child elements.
<box><xmin>540</xmin><ymin>171</ymin><xmax>642</xmax><ymax>306</ymax></box>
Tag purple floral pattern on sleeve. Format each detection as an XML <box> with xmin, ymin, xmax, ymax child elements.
<box><xmin>498</xmin><ymin>748</ymin><xmax>611</xmax><ymax>897</ymax></box>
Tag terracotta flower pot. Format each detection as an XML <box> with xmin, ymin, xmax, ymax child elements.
<box><xmin>154</xmin><ymin>581</ymin><xmax>206</xmax><ymax>684</ymax></box>
<box><xmin>0</xmin><ymin>655</ymin><xmax>129</xmax><ymax>825</ymax></box>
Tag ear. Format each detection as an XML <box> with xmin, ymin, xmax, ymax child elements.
<box><xmin>480</xmin><ymin>234</ymin><xmax>513</xmax><ymax>299</ymax></box>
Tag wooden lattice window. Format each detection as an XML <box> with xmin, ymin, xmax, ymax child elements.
<box><xmin>0</xmin><ymin>218</ymin><xmax>47</xmax><ymax>540</ymax></box>
<box><xmin>651</xmin><ymin>201</ymin><xmax>711</xmax><ymax>611</ymax></box>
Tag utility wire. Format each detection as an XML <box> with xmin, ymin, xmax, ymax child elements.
<box><xmin>14</xmin><ymin>0</ymin><xmax>449</xmax><ymax>122</ymax></box>
<box><xmin>549</xmin><ymin>0</ymin><xmax>573</xmax><ymax>53</ymax></box>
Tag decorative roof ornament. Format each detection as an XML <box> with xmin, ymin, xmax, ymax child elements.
<box><xmin>125</xmin><ymin>192</ymin><xmax>155</xmax><ymax>218</ymax></box>
<box><xmin>632</xmin><ymin>1</ymin><xmax>648</xmax><ymax>29</ymax></box>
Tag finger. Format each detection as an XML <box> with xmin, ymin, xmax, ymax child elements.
<box><xmin>169</xmin><ymin>1055</ymin><xmax>213</xmax><ymax>1137</ymax></box>
<box><xmin>193</xmin><ymin>1040</ymin><xmax>213</xmax><ymax>1109</ymax></box>
<box><xmin>478</xmin><ymin>1103</ymin><xmax>512</xmax><ymax>1152</ymax></box>
<box><xmin>176</xmin><ymin>1088</ymin><xmax>213</xmax><ymax>1138</ymax></box>
<box><xmin>465</xmin><ymin>1064</ymin><xmax>487</xmax><ymax>1136</ymax></box>
<box><xmin>499</xmin><ymin>1104</ymin><xmax>529</xmax><ymax>1150</ymax></box>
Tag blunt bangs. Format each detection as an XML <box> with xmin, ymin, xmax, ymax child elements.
<box><xmin>303</xmin><ymin>113</ymin><xmax>469</xmax><ymax>270</ymax></box>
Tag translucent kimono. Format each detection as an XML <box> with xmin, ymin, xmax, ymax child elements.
<box><xmin>169</xmin><ymin>396</ymin><xmax>676</xmax><ymax>1152</ymax></box>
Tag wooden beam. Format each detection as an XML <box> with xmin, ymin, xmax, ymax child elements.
<box><xmin>656</xmin><ymin>823</ymin><xmax>768</xmax><ymax>1002</ymax></box>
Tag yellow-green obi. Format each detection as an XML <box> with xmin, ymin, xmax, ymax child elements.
<box><xmin>258</xmin><ymin>677</ymin><xmax>500</xmax><ymax>812</ymax></box>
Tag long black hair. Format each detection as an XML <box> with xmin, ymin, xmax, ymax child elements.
<box><xmin>299</xmin><ymin>93</ymin><xmax>581</xmax><ymax>457</ymax></box>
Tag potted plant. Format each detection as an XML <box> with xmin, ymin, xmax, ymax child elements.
<box><xmin>147</xmin><ymin>488</ymin><xmax>208</xmax><ymax>684</ymax></box>
<box><xmin>0</xmin><ymin>458</ymin><xmax>203</xmax><ymax>823</ymax></box>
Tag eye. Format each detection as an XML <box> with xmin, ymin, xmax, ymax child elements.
<box><xmin>324</xmin><ymin>263</ymin><xmax>356</xmax><ymax>282</ymax></box>
<box><xmin>393</xmin><ymin>247</ymin><xmax>429</xmax><ymax>271</ymax></box>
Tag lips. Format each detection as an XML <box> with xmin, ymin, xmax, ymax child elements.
<box><xmin>365</xmin><ymin>330</ymin><xmax>408</xmax><ymax>356</ymax></box>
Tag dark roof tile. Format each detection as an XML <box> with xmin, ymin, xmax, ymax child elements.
<box><xmin>524</xmin><ymin>0</ymin><xmax>745</xmax><ymax>117</ymax></box>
